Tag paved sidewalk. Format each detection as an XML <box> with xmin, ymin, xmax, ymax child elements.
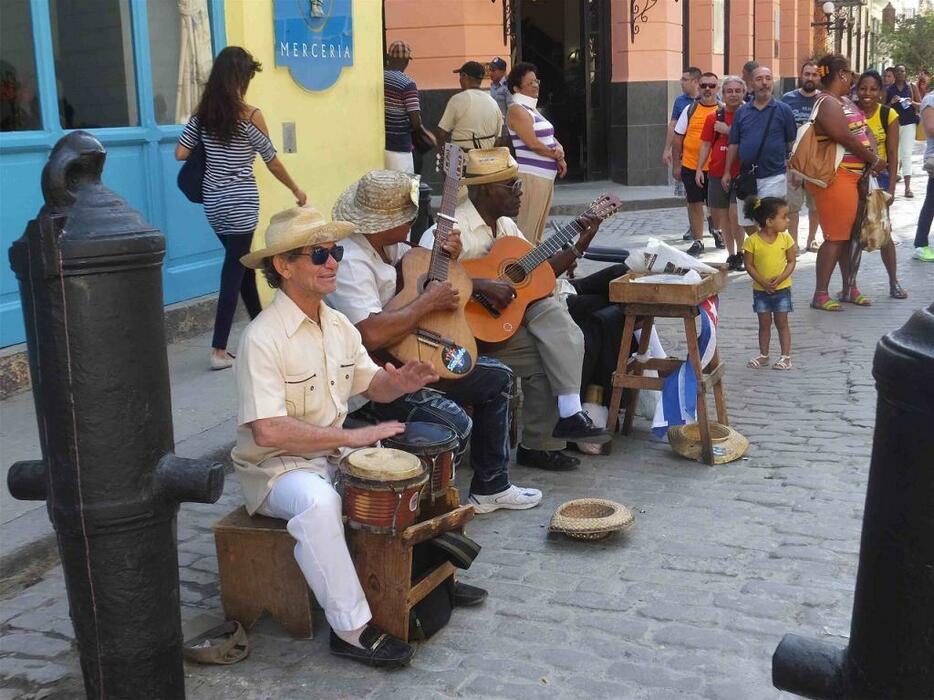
<box><xmin>1</xmin><ymin>183</ymin><xmax>931</xmax><ymax>697</ymax></box>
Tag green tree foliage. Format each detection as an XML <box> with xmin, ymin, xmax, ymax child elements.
<box><xmin>879</xmin><ymin>11</ymin><xmax>934</xmax><ymax>73</ymax></box>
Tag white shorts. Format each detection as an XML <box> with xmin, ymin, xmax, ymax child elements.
<box><xmin>384</xmin><ymin>150</ymin><xmax>415</xmax><ymax>174</ymax></box>
<box><xmin>785</xmin><ymin>171</ymin><xmax>815</xmax><ymax>212</ymax></box>
<box><xmin>738</xmin><ymin>173</ymin><xmax>787</xmax><ymax>226</ymax></box>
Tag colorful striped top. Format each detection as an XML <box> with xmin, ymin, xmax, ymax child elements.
<box><xmin>508</xmin><ymin>104</ymin><xmax>559</xmax><ymax>180</ymax></box>
<box><xmin>838</xmin><ymin>97</ymin><xmax>872</xmax><ymax>173</ymax></box>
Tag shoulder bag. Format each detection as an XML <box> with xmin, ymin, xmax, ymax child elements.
<box><xmin>788</xmin><ymin>95</ymin><xmax>844</xmax><ymax>188</ymax></box>
<box><xmin>733</xmin><ymin>105</ymin><xmax>775</xmax><ymax>200</ymax></box>
<box><xmin>177</xmin><ymin>127</ymin><xmax>206</xmax><ymax>204</ymax></box>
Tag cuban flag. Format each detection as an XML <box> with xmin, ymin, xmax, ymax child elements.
<box><xmin>652</xmin><ymin>296</ymin><xmax>720</xmax><ymax>438</ymax></box>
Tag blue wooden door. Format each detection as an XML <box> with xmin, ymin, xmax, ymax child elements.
<box><xmin>0</xmin><ymin>0</ymin><xmax>227</xmax><ymax>348</ymax></box>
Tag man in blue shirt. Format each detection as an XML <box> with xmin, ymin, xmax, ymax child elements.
<box><xmin>782</xmin><ymin>60</ymin><xmax>821</xmax><ymax>252</ymax></box>
<box><xmin>723</xmin><ymin>66</ymin><xmax>797</xmax><ymax>232</ymax></box>
<box><xmin>488</xmin><ymin>56</ymin><xmax>510</xmax><ymax>117</ymax></box>
<box><xmin>662</xmin><ymin>67</ymin><xmax>701</xmax><ymax>169</ymax></box>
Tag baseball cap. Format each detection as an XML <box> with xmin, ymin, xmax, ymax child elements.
<box><xmin>490</xmin><ymin>57</ymin><xmax>507</xmax><ymax>70</ymax></box>
<box><xmin>453</xmin><ymin>61</ymin><xmax>485</xmax><ymax>81</ymax></box>
<box><xmin>387</xmin><ymin>40</ymin><xmax>412</xmax><ymax>59</ymax></box>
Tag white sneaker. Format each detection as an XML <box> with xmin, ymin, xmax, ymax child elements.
<box><xmin>468</xmin><ymin>484</ymin><xmax>542</xmax><ymax>514</ymax></box>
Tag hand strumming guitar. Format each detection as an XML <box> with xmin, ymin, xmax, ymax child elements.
<box><xmin>472</xmin><ymin>278</ymin><xmax>517</xmax><ymax>310</ymax></box>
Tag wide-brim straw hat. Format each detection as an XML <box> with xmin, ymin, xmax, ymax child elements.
<box><xmin>240</xmin><ymin>205</ymin><xmax>354</xmax><ymax>269</ymax></box>
<box><xmin>667</xmin><ymin>422</ymin><xmax>749</xmax><ymax>464</ymax></box>
<box><xmin>462</xmin><ymin>147</ymin><xmax>518</xmax><ymax>186</ymax></box>
<box><xmin>549</xmin><ymin>499</ymin><xmax>635</xmax><ymax>541</ymax></box>
<box><xmin>332</xmin><ymin>170</ymin><xmax>420</xmax><ymax>235</ymax></box>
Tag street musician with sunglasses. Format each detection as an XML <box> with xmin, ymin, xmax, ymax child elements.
<box><xmin>231</xmin><ymin>205</ymin><xmax>440</xmax><ymax>668</ymax></box>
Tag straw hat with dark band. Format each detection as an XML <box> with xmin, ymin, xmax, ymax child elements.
<box><xmin>240</xmin><ymin>205</ymin><xmax>354</xmax><ymax>269</ymax></box>
<box><xmin>332</xmin><ymin>170</ymin><xmax>419</xmax><ymax>235</ymax></box>
<box><xmin>462</xmin><ymin>147</ymin><xmax>519</xmax><ymax>186</ymax></box>
<box><xmin>667</xmin><ymin>422</ymin><xmax>749</xmax><ymax>464</ymax></box>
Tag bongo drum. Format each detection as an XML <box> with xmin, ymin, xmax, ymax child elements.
<box><xmin>382</xmin><ymin>422</ymin><xmax>458</xmax><ymax>501</ymax></box>
<box><xmin>340</xmin><ymin>448</ymin><xmax>427</xmax><ymax>535</ymax></box>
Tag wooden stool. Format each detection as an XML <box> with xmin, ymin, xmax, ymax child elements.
<box><xmin>213</xmin><ymin>507</ymin><xmax>315</xmax><ymax>638</ymax></box>
<box><xmin>606</xmin><ymin>270</ymin><xmax>730</xmax><ymax>465</ymax></box>
<box><xmin>346</xmin><ymin>487</ymin><xmax>474</xmax><ymax>641</ymax></box>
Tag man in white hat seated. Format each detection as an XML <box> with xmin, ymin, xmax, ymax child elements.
<box><xmin>419</xmin><ymin>148</ymin><xmax>609</xmax><ymax>471</ymax></box>
<box><xmin>233</xmin><ymin>205</ymin><xmax>439</xmax><ymax>668</ymax></box>
<box><xmin>327</xmin><ymin>169</ymin><xmax>542</xmax><ymax>514</ymax></box>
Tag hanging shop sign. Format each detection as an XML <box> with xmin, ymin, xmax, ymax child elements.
<box><xmin>274</xmin><ymin>0</ymin><xmax>353</xmax><ymax>91</ymax></box>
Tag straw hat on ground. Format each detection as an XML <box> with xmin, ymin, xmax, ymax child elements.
<box><xmin>549</xmin><ymin>498</ymin><xmax>635</xmax><ymax>541</ymax></box>
<box><xmin>332</xmin><ymin>170</ymin><xmax>419</xmax><ymax>235</ymax></box>
<box><xmin>462</xmin><ymin>147</ymin><xmax>518</xmax><ymax>186</ymax></box>
<box><xmin>240</xmin><ymin>205</ymin><xmax>354</xmax><ymax>269</ymax></box>
<box><xmin>667</xmin><ymin>422</ymin><xmax>749</xmax><ymax>464</ymax></box>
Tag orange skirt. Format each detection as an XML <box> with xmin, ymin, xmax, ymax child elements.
<box><xmin>806</xmin><ymin>168</ymin><xmax>860</xmax><ymax>242</ymax></box>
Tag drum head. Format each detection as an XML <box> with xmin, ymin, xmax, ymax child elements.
<box><xmin>342</xmin><ymin>447</ymin><xmax>424</xmax><ymax>481</ymax></box>
<box><xmin>382</xmin><ymin>421</ymin><xmax>458</xmax><ymax>454</ymax></box>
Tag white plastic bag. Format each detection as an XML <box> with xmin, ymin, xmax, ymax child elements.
<box><xmin>627</xmin><ymin>238</ymin><xmax>717</xmax><ymax>275</ymax></box>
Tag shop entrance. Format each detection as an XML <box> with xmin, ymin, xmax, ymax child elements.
<box><xmin>514</xmin><ymin>0</ymin><xmax>609</xmax><ymax>181</ymax></box>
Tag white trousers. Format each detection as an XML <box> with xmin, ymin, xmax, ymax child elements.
<box><xmin>384</xmin><ymin>150</ymin><xmax>415</xmax><ymax>174</ymax></box>
<box><xmin>257</xmin><ymin>469</ymin><xmax>371</xmax><ymax>632</ymax></box>
<box><xmin>898</xmin><ymin>124</ymin><xmax>915</xmax><ymax>178</ymax></box>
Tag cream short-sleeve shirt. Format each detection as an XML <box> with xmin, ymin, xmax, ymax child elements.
<box><xmin>438</xmin><ymin>89</ymin><xmax>505</xmax><ymax>150</ymax></box>
<box><xmin>232</xmin><ymin>290</ymin><xmax>380</xmax><ymax>514</ymax></box>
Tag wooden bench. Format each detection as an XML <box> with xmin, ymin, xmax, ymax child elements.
<box><xmin>213</xmin><ymin>507</ymin><xmax>316</xmax><ymax>639</ymax></box>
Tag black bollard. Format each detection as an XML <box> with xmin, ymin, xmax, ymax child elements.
<box><xmin>7</xmin><ymin>131</ymin><xmax>224</xmax><ymax>699</ymax></box>
<box><xmin>772</xmin><ymin>303</ymin><xmax>934</xmax><ymax>699</ymax></box>
<box><xmin>409</xmin><ymin>181</ymin><xmax>435</xmax><ymax>246</ymax></box>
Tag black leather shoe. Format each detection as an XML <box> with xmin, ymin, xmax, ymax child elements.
<box><xmin>329</xmin><ymin>626</ymin><xmax>415</xmax><ymax>668</ymax></box>
<box><xmin>454</xmin><ymin>581</ymin><xmax>488</xmax><ymax>607</ymax></box>
<box><xmin>552</xmin><ymin>411</ymin><xmax>611</xmax><ymax>444</ymax></box>
<box><xmin>516</xmin><ymin>445</ymin><xmax>580</xmax><ymax>471</ymax></box>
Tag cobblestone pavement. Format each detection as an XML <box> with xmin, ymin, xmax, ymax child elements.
<box><xmin>1</xmin><ymin>194</ymin><xmax>931</xmax><ymax>699</ymax></box>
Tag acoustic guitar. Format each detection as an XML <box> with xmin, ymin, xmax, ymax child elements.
<box><xmin>462</xmin><ymin>194</ymin><xmax>623</xmax><ymax>343</ymax></box>
<box><xmin>385</xmin><ymin>145</ymin><xmax>478</xmax><ymax>380</ymax></box>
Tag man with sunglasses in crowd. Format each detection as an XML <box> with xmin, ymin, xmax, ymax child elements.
<box><xmin>326</xmin><ymin>169</ymin><xmax>543</xmax><ymax>514</ymax></box>
<box><xmin>231</xmin><ymin>205</ymin><xmax>443</xmax><ymax>668</ymax></box>
<box><xmin>419</xmin><ymin>148</ymin><xmax>612</xmax><ymax>471</ymax></box>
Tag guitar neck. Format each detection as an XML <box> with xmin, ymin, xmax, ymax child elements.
<box><xmin>515</xmin><ymin>215</ymin><xmax>589</xmax><ymax>274</ymax></box>
<box><xmin>428</xmin><ymin>147</ymin><xmax>464</xmax><ymax>283</ymax></box>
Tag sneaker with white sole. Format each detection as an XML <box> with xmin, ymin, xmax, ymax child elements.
<box><xmin>913</xmin><ymin>246</ymin><xmax>934</xmax><ymax>262</ymax></box>
<box><xmin>468</xmin><ymin>484</ymin><xmax>543</xmax><ymax>514</ymax></box>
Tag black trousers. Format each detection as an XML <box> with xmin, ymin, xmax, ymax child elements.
<box><xmin>212</xmin><ymin>232</ymin><xmax>262</xmax><ymax>350</ymax></box>
<box><xmin>565</xmin><ymin>263</ymin><xmax>634</xmax><ymax>402</ymax></box>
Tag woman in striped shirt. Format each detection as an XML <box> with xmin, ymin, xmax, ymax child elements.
<box><xmin>506</xmin><ymin>62</ymin><xmax>567</xmax><ymax>244</ymax></box>
<box><xmin>176</xmin><ymin>47</ymin><xmax>306</xmax><ymax>370</ymax></box>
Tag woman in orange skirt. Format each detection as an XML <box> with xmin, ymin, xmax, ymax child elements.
<box><xmin>806</xmin><ymin>54</ymin><xmax>888</xmax><ymax>311</ymax></box>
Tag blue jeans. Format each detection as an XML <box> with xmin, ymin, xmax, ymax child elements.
<box><xmin>916</xmin><ymin>175</ymin><xmax>934</xmax><ymax>248</ymax></box>
<box><xmin>367</xmin><ymin>356</ymin><xmax>513</xmax><ymax>496</ymax></box>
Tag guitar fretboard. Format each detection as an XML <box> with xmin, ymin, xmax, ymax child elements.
<box><xmin>428</xmin><ymin>147</ymin><xmax>464</xmax><ymax>283</ymax></box>
<box><xmin>509</xmin><ymin>215</ymin><xmax>590</xmax><ymax>279</ymax></box>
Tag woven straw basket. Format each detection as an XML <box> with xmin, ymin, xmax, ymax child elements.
<box><xmin>549</xmin><ymin>499</ymin><xmax>635</xmax><ymax>541</ymax></box>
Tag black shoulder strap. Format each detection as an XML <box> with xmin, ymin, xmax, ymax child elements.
<box><xmin>686</xmin><ymin>100</ymin><xmax>699</xmax><ymax>122</ymax></box>
<box><xmin>716</xmin><ymin>106</ymin><xmax>725</xmax><ymax>121</ymax></box>
<box><xmin>752</xmin><ymin>105</ymin><xmax>777</xmax><ymax>167</ymax></box>
<box><xmin>880</xmin><ymin>104</ymin><xmax>891</xmax><ymax>126</ymax></box>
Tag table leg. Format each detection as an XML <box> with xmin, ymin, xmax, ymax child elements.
<box><xmin>683</xmin><ymin>315</ymin><xmax>713</xmax><ymax>465</ymax></box>
<box><xmin>711</xmin><ymin>347</ymin><xmax>729</xmax><ymax>426</ymax></box>
<box><xmin>607</xmin><ymin>313</ymin><xmax>638</xmax><ymax>435</ymax></box>
<box><xmin>621</xmin><ymin>316</ymin><xmax>654</xmax><ymax>436</ymax></box>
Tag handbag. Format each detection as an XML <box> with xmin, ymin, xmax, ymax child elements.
<box><xmin>177</xmin><ymin>128</ymin><xmax>206</xmax><ymax>204</ymax></box>
<box><xmin>858</xmin><ymin>174</ymin><xmax>893</xmax><ymax>252</ymax></box>
<box><xmin>734</xmin><ymin>106</ymin><xmax>776</xmax><ymax>200</ymax></box>
<box><xmin>788</xmin><ymin>95</ymin><xmax>844</xmax><ymax>188</ymax></box>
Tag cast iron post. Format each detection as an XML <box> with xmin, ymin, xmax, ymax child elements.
<box><xmin>7</xmin><ymin>131</ymin><xmax>224</xmax><ymax>699</ymax></box>
<box><xmin>772</xmin><ymin>303</ymin><xmax>934</xmax><ymax>698</ymax></box>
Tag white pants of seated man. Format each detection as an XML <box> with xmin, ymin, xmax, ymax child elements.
<box><xmin>257</xmin><ymin>469</ymin><xmax>371</xmax><ymax>632</ymax></box>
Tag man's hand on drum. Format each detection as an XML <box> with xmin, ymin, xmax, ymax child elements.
<box><xmin>345</xmin><ymin>421</ymin><xmax>406</xmax><ymax>448</ymax></box>
<box><xmin>384</xmin><ymin>360</ymin><xmax>439</xmax><ymax>393</ymax></box>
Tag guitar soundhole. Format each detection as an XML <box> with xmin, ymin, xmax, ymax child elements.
<box><xmin>503</xmin><ymin>262</ymin><xmax>525</xmax><ymax>284</ymax></box>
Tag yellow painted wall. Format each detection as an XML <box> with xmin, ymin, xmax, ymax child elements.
<box><xmin>225</xmin><ymin>0</ymin><xmax>384</xmax><ymax>302</ymax></box>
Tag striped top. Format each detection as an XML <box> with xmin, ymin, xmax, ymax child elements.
<box><xmin>384</xmin><ymin>69</ymin><xmax>420</xmax><ymax>153</ymax></box>
<box><xmin>508</xmin><ymin>104</ymin><xmax>559</xmax><ymax>180</ymax></box>
<box><xmin>179</xmin><ymin>114</ymin><xmax>277</xmax><ymax>235</ymax></box>
<box><xmin>815</xmin><ymin>97</ymin><xmax>871</xmax><ymax>173</ymax></box>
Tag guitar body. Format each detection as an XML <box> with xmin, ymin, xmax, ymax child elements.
<box><xmin>386</xmin><ymin>248</ymin><xmax>479</xmax><ymax>379</ymax></box>
<box><xmin>462</xmin><ymin>236</ymin><xmax>558</xmax><ymax>343</ymax></box>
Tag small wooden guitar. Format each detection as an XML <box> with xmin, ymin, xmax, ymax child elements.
<box><xmin>385</xmin><ymin>145</ymin><xmax>478</xmax><ymax>379</ymax></box>
<box><xmin>462</xmin><ymin>194</ymin><xmax>623</xmax><ymax>343</ymax></box>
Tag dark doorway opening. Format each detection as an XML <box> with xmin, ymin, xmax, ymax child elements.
<box><xmin>515</xmin><ymin>0</ymin><xmax>609</xmax><ymax>181</ymax></box>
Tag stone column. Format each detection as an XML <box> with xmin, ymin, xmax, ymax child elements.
<box><xmin>729</xmin><ymin>0</ymin><xmax>755</xmax><ymax>74</ymax></box>
<box><xmin>779</xmin><ymin>0</ymin><xmax>800</xmax><ymax>90</ymax></box>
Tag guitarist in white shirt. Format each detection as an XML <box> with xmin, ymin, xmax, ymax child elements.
<box><xmin>326</xmin><ymin>170</ymin><xmax>543</xmax><ymax>514</ymax></box>
<box><xmin>420</xmin><ymin>148</ymin><xmax>611</xmax><ymax>471</ymax></box>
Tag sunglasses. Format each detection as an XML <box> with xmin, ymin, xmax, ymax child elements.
<box><xmin>490</xmin><ymin>181</ymin><xmax>523</xmax><ymax>195</ymax></box>
<box><xmin>295</xmin><ymin>245</ymin><xmax>344</xmax><ymax>265</ymax></box>
<box><xmin>700</xmin><ymin>83</ymin><xmax>718</xmax><ymax>89</ymax></box>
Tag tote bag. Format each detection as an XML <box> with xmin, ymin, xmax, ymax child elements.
<box><xmin>177</xmin><ymin>131</ymin><xmax>206</xmax><ymax>204</ymax></box>
<box><xmin>788</xmin><ymin>95</ymin><xmax>844</xmax><ymax>188</ymax></box>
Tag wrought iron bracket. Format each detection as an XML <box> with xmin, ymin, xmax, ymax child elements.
<box><xmin>631</xmin><ymin>0</ymin><xmax>679</xmax><ymax>43</ymax></box>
